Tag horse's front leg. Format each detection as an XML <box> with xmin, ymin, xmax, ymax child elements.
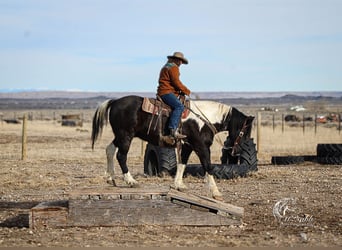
<box><xmin>116</xmin><ymin>147</ymin><xmax>138</xmax><ymax>187</ymax></box>
<box><xmin>197</xmin><ymin>146</ymin><xmax>223</xmax><ymax>200</ymax></box>
<box><xmin>206</xmin><ymin>173</ymin><xmax>223</xmax><ymax>200</ymax></box>
<box><xmin>174</xmin><ymin>144</ymin><xmax>192</xmax><ymax>191</ymax></box>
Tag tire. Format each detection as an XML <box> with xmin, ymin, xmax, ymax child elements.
<box><xmin>159</xmin><ymin>146</ymin><xmax>177</xmax><ymax>175</ymax></box>
<box><xmin>221</xmin><ymin>137</ymin><xmax>258</xmax><ymax>167</ymax></box>
<box><xmin>317</xmin><ymin>144</ymin><xmax>342</xmax><ymax>157</ymax></box>
<box><xmin>303</xmin><ymin>155</ymin><xmax>317</xmax><ymax>162</ymax></box>
<box><xmin>185</xmin><ymin>138</ymin><xmax>258</xmax><ymax>180</ymax></box>
<box><xmin>143</xmin><ymin>144</ymin><xmax>160</xmax><ymax>176</ymax></box>
<box><xmin>184</xmin><ymin>163</ymin><xmax>254</xmax><ymax>179</ymax></box>
<box><xmin>143</xmin><ymin>144</ymin><xmax>177</xmax><ymax>176</ymax></box>
<box><xmin>184</xmin><ymin>164</ymin><xmax>205</xmax><ymax>178</ymax></box>
<box><xmin>221</xmin><ymin>137</ymin><xmax>238</xmax><ymax>164</ymax></box>
<box><xmin>271</xmin><ymin>156</ymin><xmax>305</xmax><ymax>165</ymax></box>
<box><xmin>317</xmin><ymin>156</ymin><xmax>342</xmax><ymax>165</ymax></box>
<box><xmin>239</xmin><ymin>139</ymin><xmax>258</xmax><ymax>168</ymax></box>
<box><xmin>316</xmin><ymin>144</ymin><xmax>342</xmax><ymax>165</ymax></box>
<box><xmin>211</xmin><ymin>163</ymin><xmax>253</xmax><ymax>179</ymax></box>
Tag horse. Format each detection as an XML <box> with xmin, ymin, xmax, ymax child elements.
<box><xmin>91</xmin><ymin>95</ymin><xmax>254</xmax><ymax>200</ymax></box>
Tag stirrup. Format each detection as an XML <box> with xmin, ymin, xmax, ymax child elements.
<box><xmin>170</xmin><ymin>129</ymin><xmax>187</xmax><ymax>139</ymax></box>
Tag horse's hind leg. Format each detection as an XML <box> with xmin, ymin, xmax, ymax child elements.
<box><xmin>115</xmin><ymin>138</ymin><xmax>138</xmax><ymax>187</ymax></box>
<box><xmin>106</xmin><ymin>142</ymin><xmax>117</xmax><ymax>186</ymax></box>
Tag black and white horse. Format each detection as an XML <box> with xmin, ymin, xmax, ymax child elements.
<box><xmin>91</xmin><ymin>95</ymin><xmax>254</xmax><ymax>200</ymax></box>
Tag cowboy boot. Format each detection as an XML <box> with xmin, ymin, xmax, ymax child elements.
<box><xmin>170</xmin><ymin>128</ymin><xmax>187</xmax><ymax>139</ymax></box>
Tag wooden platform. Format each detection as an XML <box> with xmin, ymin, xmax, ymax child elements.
<box><xmin>30</xmin><ymin>187</ymin><xmax>243</xmax><ymax>228</ymax></box>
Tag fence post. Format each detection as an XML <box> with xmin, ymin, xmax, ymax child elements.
<box><xmin>257</xmin><ymin>112</ymin><xmax>261</xmax><ymax>153</ymax></box>
<box><xmin>22</xmin><ymin>114</ymin><xmax>27</xmax><ymax>160</ymax></box>
<box><xmin>315</xmin><ymin>114</ymin><xmax>317</xmax><ymax>135</ymax></box>
<box><xmin>272</xmin><ymin>113</ymin><xmax>275</xmax><ymax>132</ymax></box>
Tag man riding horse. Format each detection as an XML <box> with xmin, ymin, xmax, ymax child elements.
<box><xmin>157</xmin><ymin>52</ymin><xmax>191</xmax><ymax>140</ymax></box>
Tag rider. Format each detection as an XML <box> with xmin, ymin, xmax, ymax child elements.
<box><xmin>157</xmin><ymin>52</ymin><xmax>191</xmax><ymax>139</ymax></box>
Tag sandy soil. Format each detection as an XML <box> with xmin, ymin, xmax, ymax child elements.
<box><xmin>0</xmin><ymin>114</ymin><xmax>341</xmax><ymax>247</ymax></box>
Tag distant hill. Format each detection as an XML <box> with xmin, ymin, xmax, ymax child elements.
<box><xmin>0</xmin><ymin>90</ymin><xmax>341</xmax><ymax>99</ymax></box>
<box><xmin>0</xmin><ymin>90</ymin><xmax>341</xmax><ymax>110</ymax></box>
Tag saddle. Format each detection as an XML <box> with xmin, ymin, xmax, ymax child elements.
<box><xmin>142</xmin><ymin>97</ymin><xmax>190</xmax><ymax>119</ymax></box>
<box><xmin>141</xmin><ymin>96</ymin><xmax>190</xmax><ymax>146</ymax></box>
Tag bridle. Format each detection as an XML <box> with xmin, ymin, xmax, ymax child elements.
<box><xmin>231</xmin><ymin>118</ymin><xmax>251</xmax><ymax>155</ymax></box>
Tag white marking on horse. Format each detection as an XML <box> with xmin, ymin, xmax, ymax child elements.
<box><xmin>105</xmin><ymin>143</ymin><xmax>117</xmax><ymax>184</ymax></box>
<box><xmin>174</xmin><ymin>163</ymin><xmax>187</xmax><ymax>190</ymax></box>
<box><xmin>185</xmin><ymin>100</ymin><xmax>231</xmax><ymax>130</ymax></box>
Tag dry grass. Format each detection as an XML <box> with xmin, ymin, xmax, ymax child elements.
<box><xmin>0</xmin><ymin>109</ymin><xmax>341</xmax><ymax>247</ymax></box>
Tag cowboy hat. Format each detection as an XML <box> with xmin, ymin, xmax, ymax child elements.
<box><xmin>167</xmin><ymin>52</ymin><xmax>188</xmax><ymax>64</ymax></box>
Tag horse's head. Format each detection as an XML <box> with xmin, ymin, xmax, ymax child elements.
<box><xmin>225</xmin><ymin>107</ymin><xmax>254</xmax><ymax>156</ymax></box>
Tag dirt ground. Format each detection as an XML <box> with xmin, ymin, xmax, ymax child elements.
<box><xmin>0</xmin><ymin>112</ymin><xmax>341</xmax><ymax>247</ymax></box>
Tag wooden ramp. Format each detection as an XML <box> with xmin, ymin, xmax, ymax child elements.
<box><xmin>30</xmin><ymin>187</ymin><xmax>243</xmax><ymax>228</ymax></box>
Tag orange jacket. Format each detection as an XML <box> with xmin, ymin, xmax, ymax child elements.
<box><xmin>157</xmin><ymin>62</ymin><xmax>191</xmax><ymax>97</ymax></box>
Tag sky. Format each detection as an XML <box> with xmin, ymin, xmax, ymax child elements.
<box><xmin>0</xmin><ymin>0</ymin><xmax>341</xmax><ymax>93</ymax></box>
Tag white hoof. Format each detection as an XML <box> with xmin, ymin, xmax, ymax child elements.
<box><xmin>123</xmin><ymin>172</ymin><xmax>138</xmax><ymax>187</ymax></box>
<box><xmin>106</xmin><ymin>176</ymin><xmax>117</xmax><ymax>186</ymax></box>
<box><xmin>175</xmin><ymin>181</ymin><xmax>188</xmax><ymax>191</ymax></box>
<box><xmin>212</xmin><ymin>190</ymin><xmax>223</xmax><ymax>201</ymax></box>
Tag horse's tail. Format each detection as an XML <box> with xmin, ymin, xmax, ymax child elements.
<box><xmin>91</xmin><ymin>99</ymin><xmax>115</xmax><ymax>149</ymax></box>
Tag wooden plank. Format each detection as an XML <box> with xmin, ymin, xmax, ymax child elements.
<box><xmin>69</xmin><ymin>187</ymin><xmax>169</xmax><ymax>199</ymax></box>
<box><xmin>167</xmin><ymin>189</ymin><xmax>243</xmax><ymax>219</ymax></box>
<box><xmin>68</xmin><ymin>199</ymin><xmax>240</xmax><ymax>226</ymax></box>
<box><xmin>30</xmin><ymin>187</ymin><xmax>243</xmax><ymax>228</ymax></box>
<box><xmin>29</xmin><ymin>200</ymin><xmax>68</xmax><ymax>229</ymax></box>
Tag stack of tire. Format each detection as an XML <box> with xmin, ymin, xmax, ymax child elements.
<box><xmin>143</xmin><ymin>137</ymin><xmax>258</xmax><ymax>180</ymax></box>
<box><xmin>271</xmin><ymin>143</ymin><xmax>342</xmax><ymax>165</ymax></box>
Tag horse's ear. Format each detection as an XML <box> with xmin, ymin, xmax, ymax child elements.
<box><xmin>248</xmin><ymin>116</ymin><xmax>255</xmax><ymax>123</ymax></box>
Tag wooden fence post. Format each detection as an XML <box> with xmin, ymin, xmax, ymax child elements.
<box><xmin>22</xmin><ymin>114</ymin><xmax>27</xmax><ymax>160</ymax></box>
<box><xmin>257</xmin><ymin>112</ymin><xmax>261</xmax><ymax>153</ymax></box>
<box><xmin>314</xmin><ymin>114</ymin><xmax>317</xmax><ymax>135</ymax></box>
<box><xmin>272</xmin><ymin>114</ymin><xmax>275</xmax><ymax>132</ymax></box>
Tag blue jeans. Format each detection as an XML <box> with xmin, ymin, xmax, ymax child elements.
<box><xmin>160</xmin><ymin>93</ymin><xmax>184</xmax><ymax>130</ymax></box>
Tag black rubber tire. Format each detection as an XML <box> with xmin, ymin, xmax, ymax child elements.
<box><xmin>239</xmin><ymin>139</ymin><xmax>258</xmax><ymax>167</ymax></box>
<box><xmin>143</xmin><ymin>144</ymin><xmax>177</xmax><ymax>176</ymax></box>
<box><xmin>221</xmin><ymin>136</ymin><xmax>238</xmax><ymax>164</ymax></box>
<box><xmin>221</xmin><ymin>138</ymin><xmax>258</xmax><ymax>167</ymax></box>
<box><xmin>184</xmin><ymin>163</ymin><xmax>256</xmax><ymax>179</ymax></box>
<box><xmin>271</xmin><ymin>156</ymin><xmax>305</xmax><ymax>165</ymax></box>
<box><xmin>317</xmin><ymin>156</ymin><xmax>342</xmax><ymax>165</ymax></box>
<box><xmin>159</xmin><ymin>146</ymin><xmax>177</xmax><ymax>174</ymax></box>
<box><xmin>143</xmin><ymin>144</ymin><xmax>160</xmax><ymax>176</ymax></box>
<box><xmin>303</xmin><ymin>155</ymin><xmax>317</xmax><ymax>162</ymax></box>
<box><xmin>185</xmin><ymin>138</ymin><xmax>258</xmax><ymax>179</ymax></box>
<box><xmin>212</xmin><ymin>163</ymin><xmax>255</xmax><ymax>179</ymax></box>
<box><xmin>317</xmin><ymin>144</ymin><xmax>342</xmax><ymax>157</ymax></box>
<box><xmin>145</xmin><ymin>137</ymin><xmax>258</xmax><ymax>180</ymax></box>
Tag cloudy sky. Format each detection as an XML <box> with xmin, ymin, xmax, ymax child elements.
<box><xmin>0</xmin><ymin>0</ymin><xmax>341</xmax><ymax>92</ymax></box>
